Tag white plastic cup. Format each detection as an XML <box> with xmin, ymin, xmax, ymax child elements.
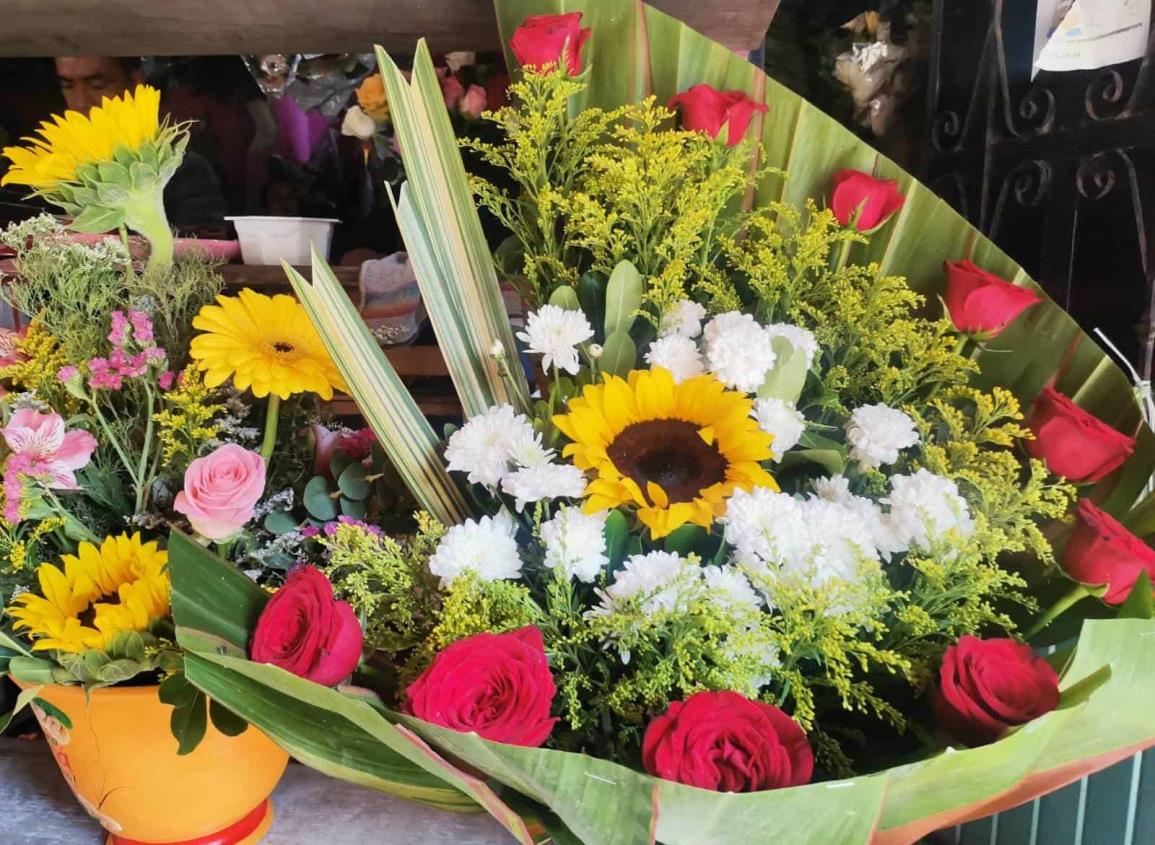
<box><xmin>225</xmin><ymin>216</ymin><xmax>339</xmax><ymax>265</ymax></box>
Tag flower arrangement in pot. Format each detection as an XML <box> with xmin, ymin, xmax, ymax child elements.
<box><xmin>165</xmin><ymin>4</ymin><xmax>1155</xmax><ymax>844</ymax></box>
<box><xmin>0</xmin><ymin>88</ymin><xmax>396</xmax><ymax>844</ymax></box>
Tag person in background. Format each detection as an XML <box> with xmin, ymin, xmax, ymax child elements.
<box><xmin>54</xmin><ymin>56</ymin><xmax>228</xmax><ymax>236</ymax></box>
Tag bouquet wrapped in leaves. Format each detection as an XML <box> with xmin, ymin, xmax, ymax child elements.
<box><xmin>170</xmin><ymin>2</ymin><xmax>1155</xmax><ymax>843</ymax></box>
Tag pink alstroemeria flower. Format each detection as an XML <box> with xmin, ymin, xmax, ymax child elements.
<box><xmin>2</xmin><ymin>409</ymin><xmax>98</xmax><ymax>490</ymax></box>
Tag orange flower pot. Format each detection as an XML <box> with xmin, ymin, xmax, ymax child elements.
<box><xmin>19</xmin><ymin>681</ymin><xmax>289</xmax><ymax>845</ymax></box>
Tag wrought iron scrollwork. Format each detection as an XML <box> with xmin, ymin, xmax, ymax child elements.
<box><xmin>989</xmin><ymin>159</ymin><xmax>1053</xmax><ymax>239</ymax></box>
<box><xmin>1085</xmin><ymin>69</ymin><xmax>1128</xmax><ymax>122</ymax></box>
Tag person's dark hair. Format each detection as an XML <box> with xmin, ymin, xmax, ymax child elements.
<box><xmin>117</xmin><ymin>56</ymin><xmax>144</xmax><ymax>77</ymax></box>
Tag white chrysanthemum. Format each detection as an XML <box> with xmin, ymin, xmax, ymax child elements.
<box><xmin>702</xmin><ymin>565</ymin><xmax>764</xmax><ymax>612</ymax></box>
<box><xmin>884</xmin><ymin>469</ymin><xmax>974</xmax><ymax>552</ymax></box>
<box><xmin>645</xmin><ymin>334</ymin><xmax>705</xmax><ymax>383</ymax></box>
<box><xmin>845</xmin><ymin>403</ymin><xmax>920</xmax><ymax>469</ymax></box>
<box><xmin>660</xmin><ymin>299</ymin><xmax>708</xmax><ymax>338</ymax></box>
<box><xmin>500</xmin><ymin>462</ymin><xmax>587</xmax><ymax>511</ymax></box>
<box><xmin>589</xmin><ymin>551</ymin><xmax>696</xmax><ymax>616</ymax></box>
<box><xmin>540</xmin><ymin>507</ymin><xmax>608</xmax><ymax>583</ymax></box>
<box><xmin>445</xmin><ymin>405</ymin><xmax>543</xmax><ymax>487</ymax></box>
<box><xmin>752</xmin><ymin>398</ymin><xmax>806</xmax><ymax>459</ymax></box>
<box><xmin>811</xmin><ymin>475</ymin><xmax>907</xmax><ymax>559</ymax></box>
<box><xmin>723</xmin><ymin>487</ymin><xmax>880</xmax><ymax>590</ymax></box>
<box><xmin>516</xmin><ymin>304</ymin><xmax>594</xmax><ymax>375</ymax></box>
<box><xmin>765</xmin><ymin>323</ymin><xmax>820</xmax><ymax>369</ymax></box>
<box><xmin>428</xmin><ymin>513</ymin><xmax>522</xmax><ymax>586</ymax></box>
<box><xmin>503</xmin><ymin>423</ymin><xmax>552</xmax><ymax>469</ymax></box>
<box><xmin>702</xmin><ymin>312</ymin><xmax>776</xmax><ymax>393</ymax></box>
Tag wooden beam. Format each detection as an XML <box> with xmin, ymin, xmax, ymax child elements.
<box><xmin>0</xmin><ymin>0</ymin><xmax>777</xmax><ymax>57</ymax></box>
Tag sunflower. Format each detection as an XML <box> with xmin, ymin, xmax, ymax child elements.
<box><xmin>6</xmin><ymin>533</ymin><xmax>170</xmax><ymax>654</ymax></box>
<box><xmin>1</xmin><ymin>85</ymin><xmax>162</xmax><ymax>188</ymax></box>
<box><xmin>190</xmin><ymin>289</ymin><xmax>348</xmax><ymax>400</ymax></box>
<box><xmin>553</xmin><ymin>367</ymin><xmax>777</xmax><ymax>538</ymax></box>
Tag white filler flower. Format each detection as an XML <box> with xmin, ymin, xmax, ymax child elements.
<box><xmin>501</xmin><ymin>462</ymin><xmax>587</xmax><ymax>511</ymax></box>
<box><xmin>752</xmin><ymin>398</ymin><xmax>806</xmax><ymax>459</ymax></box>
<box><xmin>444</xmin><ymin>405</ymin><xmax>546</xmax><ymax>487</ymax></box>
<box><xmin>884</xmin><ymin>469</ymin><xmax>974</xmax><ymax>552</ymax></box>
<box><xmin>590</xmin><ymin>551</ymin><xmax>696</xmax><ymax>616</ymax></box>
<box><xmin>845</xmin><ymin>403</ymin><xmax>919</xmax><ymax>469</ymax></box>
<box><xmin>659</xmin><ymin>299</ymin><xmax>708</xmax><ymax>338</ymax></box>
<box><xmin>702</xmin><ymin>312</ymin><xmax>776</xmax><ymax>393</ymax></box>
<box><xmin>517</xmin><ymin>304</ymin><xmax>594</xmax><ymax>375</ymax></box>
<box><xmin>541</xmin><ymin>507</ymin><xmax>608</xmax><ymax>583</ymax></box>
<box><xmin>645</xmin><ymin>334</ymin><xmax>705</xmax><ymax>383</ymax></box>
<box><xmin>428</xmin><ymin>513</ymin><xmax>522</xmax><ymax>586</ymax></box>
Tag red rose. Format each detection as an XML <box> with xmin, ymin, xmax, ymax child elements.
<box><xmin>1025</xmin><ymin>386</ymin><xmax>1135</xmax><ymax>483</ymax></box>
<box><xmin>405</xmin><ymin>626</ymin><xmax>557</xmax><ymax>747</ymax></box>
<box><xmin>943</xmin><ymin>259</ymin><xmax>1041</xmax><ymax>338</ymax></box>
<box><xmin>1063</xmin><ymin>499</ymin><xmax>1155</xmax><ymax>604</ymax></box>
<box><xmin>668</xmin><ymin>84</ymin><xmax>768</xmax><ymax>147</ymax></box>
<box><xmin>831</xmin><ymin>169</ymin><xmax>905</xmax><ymax>231</ymax></box>
<box><xmin>642</xmin><ymin>690</ymin><xmax>813</xmax><ymax>792</ymax></box>
<box><xmin>509</xmin><ymin>13</ymin><xmax>591</xmax><ymax>76</ymax></box>
<box><xmin>250</xmin><ymin>565</ymin><xmax>363</xmax><ymax>686</ymax></box>
<box><xmin>934</xmin><ymin>636</ymin><xmax>1059</xmax><ymax>747</ymax></box>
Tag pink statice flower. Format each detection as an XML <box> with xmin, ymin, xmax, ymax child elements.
<box><xmin>322</xmin><ymin>516</ymin><xmax>383</xmax><ymax>537</ymax></box>
<box><xmin>157</xmin><ymin>370</ymin><xmax>176</xmax><ymax>390</ymax></box>
<box><xmin>108</xmin><ymin>311</ymin><xmax>132</xmax><ymax>347</ymax></box>
<box><xmin>128</xmin><ymin>310</ymin><xmax>154</xmax><ymax>345</ymax></box>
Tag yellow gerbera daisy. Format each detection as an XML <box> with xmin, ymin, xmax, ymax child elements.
<box><xmin>6</xmin><ymin>533</ymin><xmax>170</xmax><ymax>654</ymax></box>
<box><xmin>189</xmin><ymin>289</ymin><xmax>348</xmax><ymax>400</ymax></box>
<box><xmin>553</xmin><ymin>367</ymin><xmax>778</xmax><ymax>538</ymax></box>
<box><xmin>1</xmin><ymin>85</ymin><xmax>161</xmax><ymax>188</ymax></box>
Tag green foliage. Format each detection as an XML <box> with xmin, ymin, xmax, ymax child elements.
<box><xmin>321</xmin><ymin>515</ymin><xmax>446</xmax><ymax>670</ymax></box>
<box><xmin>33</xmin><ymin>627</ymin><xmax>182</xmax><ymax>692</ymax></box>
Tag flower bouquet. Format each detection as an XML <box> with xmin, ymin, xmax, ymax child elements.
<box><xmin>168</xmin><ymin>2</ymin><xmax>1155</xmax><ymax>844</ymax></box>
<box><xmin>0</xmin><ymin>86</ymin><xmax>406</xmax><ymax>844</ymax></box>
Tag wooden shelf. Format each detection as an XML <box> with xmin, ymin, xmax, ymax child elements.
<box><xmin>0</xmin><ymin>0</ymin><xmax>779</xmax><ymax>56</ymax></box>
<box><xmin>217</xmin><ymin>264</ymin><xmax>359</xmax><ymax>295</ymax></box>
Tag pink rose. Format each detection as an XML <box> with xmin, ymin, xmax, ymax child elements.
<box><xmin>439</xmin><ymin>70</ymin><xmax>465</xmax><ymax>111</ymax></box>
<box><xmin>174</xmin><ymin>444</ymin><xmax>266</xmax><ymax>540</ymax></box>
<box><xmin>460</xmin><ymin>84</ymin><xmax>487</xmax><ymax>120</ymax></box>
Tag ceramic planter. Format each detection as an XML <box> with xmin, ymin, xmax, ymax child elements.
<box><xmin>22</xmin><ymin>681</ymin><xmax>289</xmax><ymax>845</ymax></box>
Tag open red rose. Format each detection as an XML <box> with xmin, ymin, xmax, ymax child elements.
<box><xmin>509</xmin><ymin>13</ymin><xmax>591</xmax><ymax>76</ymax></box>
<box><xmin>668</xmin><ymin>84</ymin><xmax>768</xmax><ymax>147</ymax></box>
<box><xmin>642</xmin><ymin>690</ymin><xmax>813</xmax><ymax>792</ymax></box>
<box><xmin>934</xmin><ymin>636</ymin><xmax>1059</xmax><ymax>747</ymax></box>
<box><xmin>1025</xmin><ymin>386</ymin><xmax>1135</xmax><ymax>484</ymax></box>
<box><xmin>1063</xmin><ymin>499</ymin><xmax>1155</xmax><ymax>604</ymax></box>
<box><xmin>831</xmin><ymin>169</ymin><xmax>905</xmax><ymax>231</ymax></box>
<box><xmin>250</xmin><ymin>565</ymin><xmax>363</xmax><ymax>686</ymax></box>
<box><xmin>405</xmin><ymin>626</ymin><xmax>557</xmax><ymax>747</ymax></box>
<box><xmin>943</xmin><ymin>259</ymin><xmax>1041</xmax><ymax>339</ymax></box>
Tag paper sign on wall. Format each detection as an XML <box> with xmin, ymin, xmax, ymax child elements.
<box><xmin>1033</xmin><ymin>0</ymin><xmax>1150</xmax><ymax>75</ymax></box>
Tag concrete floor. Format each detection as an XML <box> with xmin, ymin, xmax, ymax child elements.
<box><xmin>0</xmin><ymin>737</ymin><xmax>514</xmax><ymax>844</ymax></box>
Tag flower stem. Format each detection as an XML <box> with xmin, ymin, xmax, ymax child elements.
<box><xmin>121</xmin><ymin>188</ymin><xmax>174</xmax><ymax>276</ymax></box>
<box><xmin>1024</xmin><ymin>583</ymin><xmax>1093</xmax><ymax>641</ymax></box>
<box><xmin>88</xmin><ymin>399</ymin><xmax>139</xmax><ymax>489</ymax></box>
<box><xmin>260</xmin><ymin>394</ymin><xmax>281</xmax><ymax>463</ymax></box>
<box><xmin>134</xmin><ymin>384</ymin><xmax>157</xmax><ymax>513</ymax></box>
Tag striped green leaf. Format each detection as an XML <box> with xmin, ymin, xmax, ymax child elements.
<box><xmin>377</xmin><ymin>42</ymin><xmax>531</xmax><ymax>419</ymax></box>
<box><xmin>286</xmin><ymin>254</ymin><xmax>470</xmax><ymax>526</ymax></box>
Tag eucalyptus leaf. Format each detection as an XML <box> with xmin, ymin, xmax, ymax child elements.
<box><xmin>338</xmin><ymin>463</ymin><xmax>372</xmax><ymax>500</ymax></box>
<box><xmin>340</xmin><ymin>496</ymin><xmax>369</xmax><ymax>520</ymax></box>
<box><xmin>548</xmin><ymin>286</ymin><xmax>582</xmax><ymax>311</ymax></box>
<box><xmin>603</xmin><ymin>260</ymin><xmax>643</xmax><ymax>338</ymax></box>
<box><xmin>263</xmin><ymin>510</ymin><xmax>299</xmax><ymax>536</ymax></box>
<box><xmin>330</xmin><ymin>447</ymin><xmax>356</xmax><ymax>481</ymax></box>
<box><xmin>304</xmin><ymin>475</ymin><xmax>339</xmax><ymax>521</ymax></box>
<box><xmin>599</xmin><ymin>330</ymin><xmax>636</xmax><ymax>378</ymax></box>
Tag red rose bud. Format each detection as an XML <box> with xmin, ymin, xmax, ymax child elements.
<box><xmin>943</xmin><ymin>259</ymin><xmax>1041</xmax><ymax>339</ymax></box>
<box><xmin>934</xmin><ymin>636</ymin><xmax>1059</xmax><ymax>747</ymax></box>
<box><xmin>405</xmin><ymin>626</ymin><xmax>557</xmax><ymax>747</ymax></box>
<box><xmin>668</xmin><ymin>84</ymin><xmax>768</xmax><ymax>147</ymax></box>
<box><xmin>642</xmin><ymin>690</ymin><xmax>813</xmax><ymax>792</ymax></box>
<box><xmin>1025</xmin><ymin>386</ymin><xmax>1135</xmax><ymax>484</ymax></box>
<box><xmin>831</xmin><ymin>169</ymin><xmax>905</xmax><ymax>231</ymax></box>
<box><xmin>250</xmin><ymin>565</ymin><xmax>363</xmax><ymax>686</ymax></box>
<box><xmin>509</xmin><ymin>13</ymin><xmax>591</xmax><ymax>76</ymax></box>
<box><xmin>1063</xmin><ymin>499</ymin><xmax>1155</xmax><ymax>604</ymax></box>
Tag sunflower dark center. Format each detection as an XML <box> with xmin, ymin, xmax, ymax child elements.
<box><xmin>606</xmin><ymin>419</ymin><xmax>727</xmax><ymax>504</ymax></box>
<box><xmin>78</xmin><ymin>593</ymin><xmax>118</xmax><ymax>628</ymax></box>
<box><xmin>273</xmin><ymin>341</ymin><xmax>295</xmax><ymax>354</ymax></box>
